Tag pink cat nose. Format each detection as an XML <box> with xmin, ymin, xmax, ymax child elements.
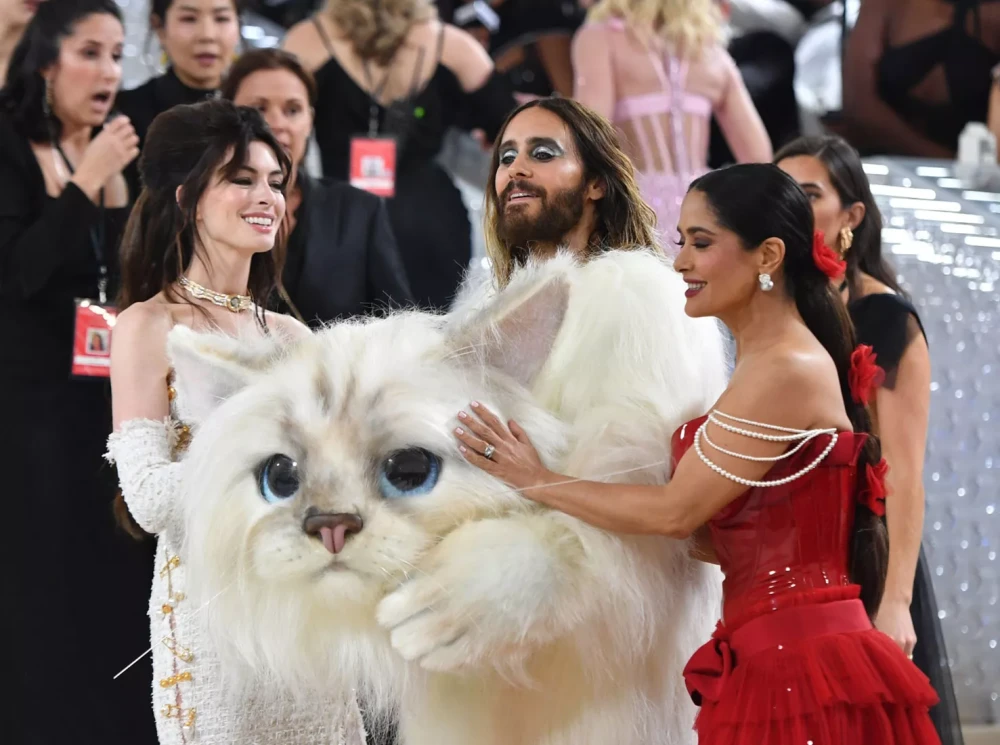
<box><xmin>303</xmin><ymin>511</ymin><xmax>364</xmax><ymax>554</ymax></box>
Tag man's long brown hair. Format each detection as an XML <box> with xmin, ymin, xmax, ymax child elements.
<box><xmin>483</xmin><ymin>98</ymin><xmax>659</xmax><ymax>288</ymax></box>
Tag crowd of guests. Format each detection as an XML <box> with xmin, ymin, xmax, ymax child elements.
<box><xmin>0</xmin><ymin>0</ymin><xmax>982</xmax><ymax>742</ymax></box>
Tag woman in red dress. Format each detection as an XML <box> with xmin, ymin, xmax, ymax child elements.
<box><xmin>453</xmin><ymin>162</ymin><xmax>941</xmax><ymax>744</ymax></box>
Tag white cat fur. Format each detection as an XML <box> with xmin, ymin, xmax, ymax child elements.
<box><xmin>174</xmin><ymin>248</ymin><xmax>727</xmax><ymax>745</ymax></box>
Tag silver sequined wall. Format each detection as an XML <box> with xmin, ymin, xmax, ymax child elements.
<box><xmin>114</xmin><ymin>1</ymin><xmax>998</xmax><ymax>725</ymax></box>
<box><xmin>865</xmin><ymin>159</ymin><xmax>1000</xmax><ymax>725</ymax></box>
<box><xmin>120</xmin><ymin>0</ymin><xmax>163</xmax><ymax>88</ymax></box>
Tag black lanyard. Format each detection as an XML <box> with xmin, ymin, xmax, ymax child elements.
<box><xmin>54</xmin><ymin>141</ymin><xmax>108</xmax><ymax>304</ymax></box>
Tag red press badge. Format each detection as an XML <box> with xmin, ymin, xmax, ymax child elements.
<box><xmin>349</xmin><ymin>137</ymin><xmax>397</xmax><ymax>197</ymax></box>
<box><xmin>72</xmin><ymin>299</ymin><xmax>117</xmax><ymax>378</ymax></box>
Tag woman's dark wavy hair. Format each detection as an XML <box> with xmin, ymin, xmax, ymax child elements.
<box><xmin>689</xmin><ymin>163</ymin><xmax>889</xmax><ymax>619</ymax></box>
<box><xmin>0</xmin><ymin>0</ymin><xmax>123</xmax><ymax>142</ymax></box>
<box><xmin>775</xmin><ymin>135</ymin><xmax>905</xmax><ymax>301</ymax></box>
<box><xmin>114</xmin><ymin>99</ymin><xmax>290</xmax><ymax>538</ymax></box>
<box><xmin>118</xmin><ymin>98</ymin><xmax>291</xmax><ymax>320</ymax></box>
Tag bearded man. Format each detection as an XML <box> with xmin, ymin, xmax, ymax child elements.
<box><xmin>482</xmin><ymin>97</ymin><xmax>660</xmax><ymax>284</ymax></box>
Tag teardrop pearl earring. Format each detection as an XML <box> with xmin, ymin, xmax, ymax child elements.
<box><xmin>758</xmin><ymin>273</ymin><xmax>774</xmax><ymax>292</ymax></box>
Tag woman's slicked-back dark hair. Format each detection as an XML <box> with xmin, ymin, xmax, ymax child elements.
<box><xmin>0</xmin><ymin>0</ymin><xmax>123</xmax><ymax>142</ymax></box>
<box><xmin>117</xmin><ymin>99</ymin><xmax>292</xmax><ymax>324</ymax></box>
<box><xmin>775</xmin><ymin>135</ymin><xmax>904</xmax><ymax>300</ymax></box>
<box><xmin>689</xmin><ymin>163</ymin><xmax>889</xmax><ymax>619</ymax></box>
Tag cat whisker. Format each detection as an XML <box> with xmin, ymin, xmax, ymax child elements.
<box><xmin>502</xmin><ymin>460</ymin><xmax>669</xmax><ymax>499</ymax></box>
<box><xmin>442</xmin><ymin>340</ymin><xmax>491</xmax><ymax>362</ymax></box>
<box><xmin>113</xmin><ymin>582</ymin><xmax>234</xmax><ymax>680</ymax></box>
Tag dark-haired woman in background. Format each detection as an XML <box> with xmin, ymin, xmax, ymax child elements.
<box><xmin>0</xmin><ymin>0</ymin><xmax>155</xmax><ymax>742</ymax></box>
<box><xmin>283</xmin><ymin>0</ymin><xmax>516</xmax><ymax>310</ymax></box>
<box><xmin>107</xmin><ymin>98</ymin><xmax>365</xmax><ymax>744</ymax></box>
<box><xmin>455</xmin><ymin>163</ymin><xmax>940</xmax><ymax>743</ymax></box>
<box><xmin>777</xmin><ymin>134</ymin><xmax>963</xmax><ymax>745</ymax></box>
<box><xmin>223</xmin><ymin>48</ymin><xmax>413</xmax><ymax>324</ymax></box>
<box><xmin>117</xmin><ymin>0</ymin><xmax>240</xmax><ymax>193</ymax></box>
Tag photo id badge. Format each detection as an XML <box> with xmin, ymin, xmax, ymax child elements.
<box><xmin>71</xmin><ymin>299</ymin><xmax>117</xmax><ymax>378</ymax></box>
<box><xmin>349</xmin><ymin>137</ymin><xmax>397</xmax><ymax>197</ymax></box>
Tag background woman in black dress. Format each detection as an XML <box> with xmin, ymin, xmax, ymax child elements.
<box><xmin>0</xmin><ymin>1</ymin><xmax>155</xmax><ymax>742</ymax></box>
<box><xmin>222</xmin><ymin>48</ymin><xmax>414</xmax><ymax>323</ymax></box>
<box><xmin>777</xmin><ymin>134</ymin><xmax>964</xmax><ymax>745</ymax></box>
<box><xmin>282</xmin><ymin>0</ymin><xmax>516</xmax><ymax>311</ymax></box>
<box><xmin>118</xmin><ymin>0</ymin><xmax>241</xmax><ymax>193</ymax></box>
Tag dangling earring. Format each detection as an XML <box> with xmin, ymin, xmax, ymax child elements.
<box><xmin>758</xmin><ymin>273</ymin><xmax>774</xmax><ymax>292</ymax></box>
<box><xmin>838</xmin><ymin>226</ymin><xmax>854</xmax><ymax>257</ymax></box>
<box><xmin>43</xmin><ymin>77</ymin><xmax>53</xmax><ymax>119</ymax></box>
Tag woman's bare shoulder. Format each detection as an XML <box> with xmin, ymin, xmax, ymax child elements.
<box><xmin>438</xmin><ymin>21</ymin><xmax>495</xmax><ymax>91</ymax></box>
<box><xmin>724</xmin><ymin>344</ymin><xmax>850</xmax><ymax>430</ymax></box>
<box><xmin>282</xmin><ymin>16</ymin><xmax>334</xmax><ymax>71</ymax></box>
<box><xmin>115</xmin><ymin>297</ymin><xmax>175</xmax><ymax>336</ymax></box>
<box><xmin>858</xmin><ymin>273</ymin><xmax>896</xmax><ymax>297</ymax></box>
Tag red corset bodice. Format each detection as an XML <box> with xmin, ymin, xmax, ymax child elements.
<box><xmin>671</xmin><ymin>416</ymin><xmax>868</xmax><ymax>630</ymax></box>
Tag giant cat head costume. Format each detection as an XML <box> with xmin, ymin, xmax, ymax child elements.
<box><xmin>171</xmin><ymin>249</ymin><xmax>727</xmax><ymax>745</ymax></box>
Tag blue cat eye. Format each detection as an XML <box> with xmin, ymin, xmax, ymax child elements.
<box><xmin>257</xmin><ymin>454</ymin><xmax>300</xmax><ymax>504</ymax></box>
<box><xmin>378</xmin><ymin>448</ymin><xmax>441</xmax><ymax>499</ymax></box>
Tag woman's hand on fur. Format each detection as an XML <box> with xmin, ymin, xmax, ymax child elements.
<box><xmin>455</xmin><ymin>402</ymin><xmax>553</xmax><ymax>495</ymax></box>
<box><xmin>874</xmin><ymin>597</ymin><xmax>918</xmax><ymax>658</ymax></box>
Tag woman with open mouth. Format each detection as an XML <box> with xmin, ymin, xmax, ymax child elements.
<box><xmin>0</xmin><ymin>0</ymin><xmax>155</xmax><ymax>742</ymax></box>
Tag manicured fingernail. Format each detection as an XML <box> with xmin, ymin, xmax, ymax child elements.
<box><xmin>455</xmin><ymin>427</ymin><xmax>464</xmax><ymax>435</ymax></box>
<box><xmin>470</xmin><ymin>401</ymin><xmax>480</xmax><ymax>408</ymax></box>
<box><xmin>459</xmin><ymin>445</ymin><xmax>467</xmax><ymax>453</ymax></box>
<box><xmin>457</xmin><ymin>411</ymin><xmax>467</xmax><ymax>419</ymax></box>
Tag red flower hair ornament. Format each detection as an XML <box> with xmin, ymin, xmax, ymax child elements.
<box><xmin>849</xmin><ymin>344</ymin><xmax>886</xmax><ymax>405</ymax></box>
<box><xmin>812</xmin><ymin>230</ymin><xmax>847</xmax><ymax>279</ymax></box>
<box><xmin>859</xmin><ymin>458</ymin><xmax>890</xmax><ymax>517</ymax></box>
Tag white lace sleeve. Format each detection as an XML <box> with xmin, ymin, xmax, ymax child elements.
<box><xmin>105</xmin><ymin>418</ymin><xmax>185</xmax><ymax>536</ymax></box>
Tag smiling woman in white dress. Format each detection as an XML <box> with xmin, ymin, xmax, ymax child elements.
<box><xmin>106</xmin><ymin>97</ymin><xmax>366</xmax><ymax>745</ymax></box>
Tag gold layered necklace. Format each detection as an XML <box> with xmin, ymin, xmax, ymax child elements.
<box><xmin>178</xmin><ymin>276</ymin><xmax>253</xmax><ymax>313</ymax></box>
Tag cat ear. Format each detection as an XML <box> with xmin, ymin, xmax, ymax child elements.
<box><xmin>450</xmin><ymin>276</ymin><xmax>570</xmax><ymax>387</ymax></box>
<box><xmin>167</xmin><ymin>325</ymin><xmax>284</xmax><ymax>423</ymax></box>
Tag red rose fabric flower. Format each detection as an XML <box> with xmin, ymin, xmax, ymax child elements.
<box><xmin>812</xmin><ymin>230</ymin><xmax>847</xmax><ymax>279</ymax></box>
<box><xmin>848</xmin><ymin>344</ymin><xmax>886</xmax><ymax>405</ymax></box>
<box><xmin>858</xmin><ymin>458</ymin><xmax>890</xmax><ymax>517</ymax></box>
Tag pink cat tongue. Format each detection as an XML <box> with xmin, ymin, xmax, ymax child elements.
<box><xmin>320</xmin><ymin>525</ymin><xmax>348</xmax><ymax>554</ymax></box>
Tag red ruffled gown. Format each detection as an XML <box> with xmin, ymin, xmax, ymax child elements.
<box><xmin>671</xmin><ymin>415</ymin><xmax>941</xmax><ymax>745</ymax></box>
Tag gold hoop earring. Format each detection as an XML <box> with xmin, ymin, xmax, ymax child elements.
<box><xmin>839</xmin><ymin>226</ymin><xmax>854</xmax><ymax>256</ymax></box>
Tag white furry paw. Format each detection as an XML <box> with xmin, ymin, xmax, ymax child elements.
<box><xmin>376</xmin><ymin>518</ymin><xmax>558</xmax><ymax>674</ymax></box>
<box><xmin>376</xmin><ymin>578</ymin><xmax>485</xmax><ymax>673</ymax></box>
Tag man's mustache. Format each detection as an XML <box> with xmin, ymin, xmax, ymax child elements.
<box><xmin>500</xmin><ymin>181</ymin><xmax>546</xmax><ymax>204</ymax></box>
